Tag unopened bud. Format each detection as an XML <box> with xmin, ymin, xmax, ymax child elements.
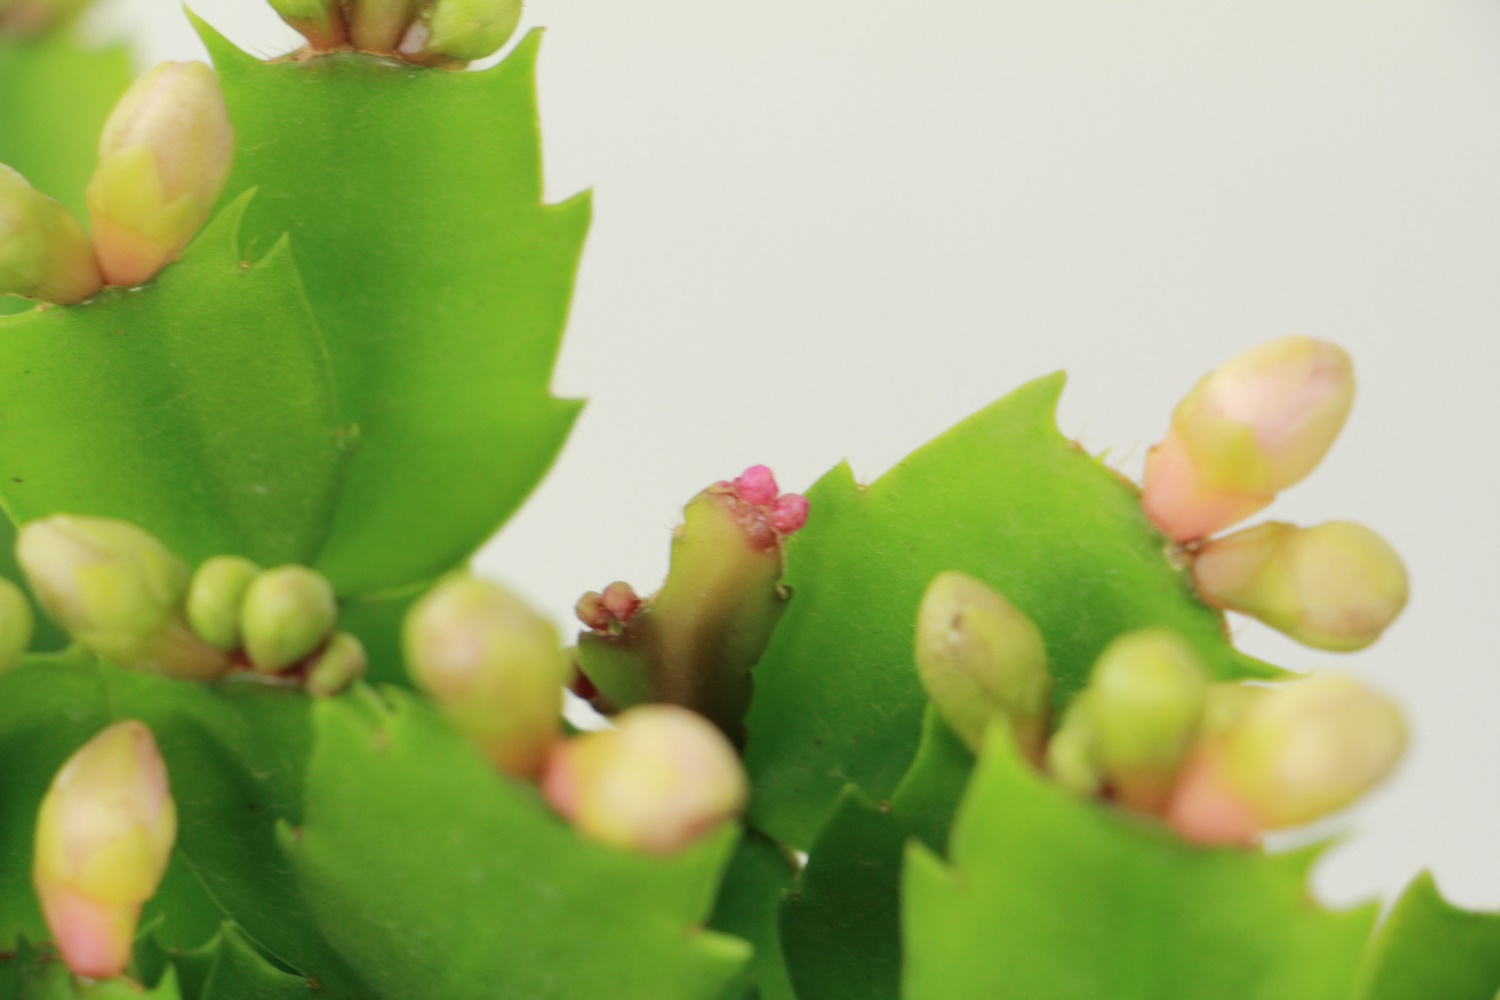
<box><xmin>267</xmin><ymin>0</ymin><xmax>348</xmax><ymax>49</ymax></box>
<box><xmin>0</xmin><ymin>165</ymin><xmax>102</xmax><ymax>304</ymax></box>
<box><xmin>0</xmin><ymin>577</ymin><xmax>33</xmax><ymax>672</ymax></box>
<box><xmin>914</xmin><ymin>571</ymin><xmax>1051</xmax><ymax>761</ymax></box>
<box><xmin>240</xmin><ymin>566</ymin><xmax>338</xmax><ymax>673</ymax></box>
<box><xmin>542</xmin><ymin>704</ymin><xmax>747</xmax><ymax>853</ymax></box>
<box><xmin>1045</xmin><ymin>695</ymin><xmax>1102</xmax><ymax>797</ymax></box>
<box><xmin>1085</xmin><ymin>629</ymin><xmax>1207</xmax><ymax>812</ymax></box>
<box><xmin>185</xmin><ymin>555</ymin><xmax>260</xmax><ymax>652</ymax></box>
<box><xmin>1167</xmin><ymin>675</ymin><xmax>1406</xmax><ymax>844</ymax></box>
<box><xmin>347</xmin><ymin>0</ymin><xmax>419</xmax><ymax>52</ymax></box>
<box><xmin>16</xmin><ymin>515</ymin><xmax>228</xmax><ymax>679</ymax></box>
<box><xmin>1193</xmin><ymin>521</ymin><xmax>1408</xmax><ymax>652</ymax></box>
<box><xmin>305</xmin><ymin>632</ymin><xmax>367</xmax><ymax>697</ymax></box>
<box><xmin>397</xmin><ymin>0</ymin><xmax>522</xmax><ymax>65</ymax></box>
<box><xmin>404</xmin><ymin>575</ymin><xmax>566</xmax><ymax>778</ymax></box>
<box><xmin>34</xmin><ymin>721</ymin><xmax>176</xmax><ymax>979</ymax></box>
<box><xmin>86</xmin><ymin>62</ymin><xmax>235</xmax><ymax>288</ymax></box>
<box><xmin>1142</xmin><ymin>337</ymin><xmax>1355</xmax><ymax>542</ymax></box>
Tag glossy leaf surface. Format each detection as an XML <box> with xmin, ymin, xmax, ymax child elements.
<box><xmin>745</xmin><ymin>373</ymin><xmax>1277</xmax><ymax>847</ymax></box>
<box><xmin>201</xmin><ymin>22</ymin><xmax>588</xmax><ymax>596</ymax></box>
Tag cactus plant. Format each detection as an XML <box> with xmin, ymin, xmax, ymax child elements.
<box><xmin>0</xmin><ymin>4</ymin><xmax>1491</xmax><ymax>999</ymax></box>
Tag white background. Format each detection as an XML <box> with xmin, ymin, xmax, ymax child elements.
<box><xmin>99</xmin><ymin>0</ymin><xmax>1500</xmax><ymax>909</ymax></box>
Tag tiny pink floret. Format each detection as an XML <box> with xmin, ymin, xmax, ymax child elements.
<box><xmin>771</xmin><ymin>494</ymin><xmax>809</xmax><ymax>535</ymax></box>
<box><xmin>734</xmin><ymin>466</ymin><xmax>780</xmax><ymax>507</ymax></box>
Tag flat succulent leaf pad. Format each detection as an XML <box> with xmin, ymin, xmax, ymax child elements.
<box><xmin>901</xmin><ymin>728</ymin><xmax>1376</xmax><ymax>1000</ymax></box>
<box><xmin>744</xmin><ymin>372</ymin><xmax>1277</xmax><ymax>847</ymax></box>
<box><xmin>199</xmin><ymin>21</ymin><xmax>589</xmax><ymax>596</ymax></box>
<box><xmin>0</xmin><ymin>195</ymin><xmax>345</xmax><ymax>568</ymax></box>
<box><xmin>1354</xmin><ymin>872</ymin><xmax>1500</xmax><ymax>1000</ymax></box>
<box><xmin>282</xmin><ymin>690</ymin><xmax>750</xmax><ymax>1000</ymax></box>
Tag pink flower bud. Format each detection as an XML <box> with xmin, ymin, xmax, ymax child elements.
<box><xmin>1192</xmin><ymin>521</ymin><xmax>1408</xmax><ymax>652</ymax></box>
<box><xmin>33</xmin><ymin>721</ymin><xmax>176</xmax><ymax>979</ymax></box>
<box><xmin>1142</xmin><ymin>337</ymin><xmax>1355</xmax><ymax>542</ymax></box>
<box><xmin>541</xmin><ymin>704</ymin><xmax>747</xmax><ymax>853</ymax></box>
<box><xmin>734</xmin><ymin>465</ymin><xmax>780</xmax><ymax>507</ymax></box>
<box><xmin>771</xmin><ymin>493</ymin><xmax>810</xmax><ymax>535</ymax></box>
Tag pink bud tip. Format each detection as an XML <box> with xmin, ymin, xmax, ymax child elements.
<box><xmin>575</xmin><ymin>592</ymin><xmax>610</xmax><ymax>631</ymax></box>
<box><xmin>734</xmin><ymin>466</ymin><xmax>780</xmax><ymax>508</ymax></box>
<box><xmin>601</xmin><ymin>581</ymin><xmax>641</xmax><ymax>623</ymax></box>
<box><xmin>771</xmin><ymin>494</ymin><xmax>809</xmax><ymax>535</ymax></box>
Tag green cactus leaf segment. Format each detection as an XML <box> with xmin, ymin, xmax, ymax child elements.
<box><xmin>902</xmin><ymin>727</ymin><xmax>1376</xmax><ymax>1000</ymax></box>
<box><xmin>284</xmin><ymin>690</ymin><xmax>749</xmax><ymax>1000</ymax></box>
<box><xmin>1</xmin><ymin>938</ymin><xmax>181</xmax><ymax>999</ymax></box>
<box><xmin>133</xmin><ymin>922</ymin><xmax>310</xmax><ymax>1000</ymax></box>
<box><xmin>779</xmin><ymin>708</ymin><xmax>974</xmax><ymax>1000</ymax></box>
<box><xmin>708</xmin><ymin>832</ymin><xmax>799</xmax><ymax>1000</ymax></box>
<box><xmin>744</xmin><ymin>373</ymin><xmax>1278</xmax><ymax>847</ymax></box>
<box><xmin>0</xmin><ymin>656</ymin><xmax>372</xmax><ymax>999</ymax></box>
<box><xmin>199</xmin><ymin>20</ymin><xmax>588</xmax><ymax>597</ymax></box>
<box><xmin>0</xmin><ymin>194</ymin><xmax>346</xmax><ymax>568</ymax></box>
<box><xmin>1353</xmin><ymin>872</ymin><xmax>1500</xmax><ymax>1000</ymax></box>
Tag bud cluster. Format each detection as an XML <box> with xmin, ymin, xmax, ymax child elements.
<box><xmin>268</xmin><ymin>0</ymin><xmax>523</xmax><ymax>67</ymax></box>
<box><xmin>0</xmin><ymin>60</ymin><xmax>234</xmax><ymax>305</ymax></box>
<box><xmin>570</xmin><ymin>465</ymin><xmax>810</xmax><ymax>741</ymax></box>
<box><xmin>15</xmin><ymin>514</ymin><xmax>363</xmax><ymax>695</ymax></box>
<box><xmin>1140</xmin><ymin>337</ymin><xmax>1408</xmax><ymax>653</ymax></box>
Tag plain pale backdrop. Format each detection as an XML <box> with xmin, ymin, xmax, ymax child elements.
<box><xmin>97</xmin><ymin>0</ymin><xmax>1500</xmax><ymax>910</ymax></box>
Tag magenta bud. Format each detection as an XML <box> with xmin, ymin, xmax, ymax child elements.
<box><xmin>771</xmin><ymin>494</ymin><xmax>810</xmax><ymax>535</ymax></box>
<box><xmin>601</xmin><ymin>581</ymin><xmax>641</xmax><ymax>623</ymax></box>
<box><xmin>734</xmin><ymin>465</ymin><xmax>780</xmax><ymax>507</ymax></box>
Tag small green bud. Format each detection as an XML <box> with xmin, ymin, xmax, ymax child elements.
<box><xmin>347</xmin><ymin>0</ymin><xmax>419</xmax><ymax>52</ymax></box>
<box><xmin>16</xmin><ymin>515</ymin><xmax>228</xmax><ymax>679</ymax></box>
<box><xmin>240</xmin><ymin>566</ymin><xmax>338</xmax><ymax>673</ymax></box>
<box><xmin>914</xmin><ymin>571</ymin><xmax>1051</xmax><ymax>761</ymax></box>
<box><xmin>541</xmin><ymin>704</ymin><xmax>747</xmax><ymax>854</ymax></box>
<box><xmin>404</xmin><ymin>575</ymin><xmax>566</xmax><ymax>778</ymax></box>
<box><xmin>87</xmin><ymin>62</ymin><xmax>234</xmax><ymax>288</ymax></box>
<box><xmin>34</xmin><ymin>720</ymin><xmax>176</xmax><ymax>979</ymax></box>
<box><xmin>186</xmin><ymin>555</ymin><xmax>260</xmax><ymax>651</ymax></box>
<box><xmin>398</xmin><ymin>0</ymin><xmax>522</xmax><ymax>65</ymax></box>
<box><xmin>1086</xmin><ymin>629</ymin><xmax>1207</xmax><ymax>812</ymax></box>
<box><xmin>0</xmin><ymin>164</ymin><xmax>102</xmax><ymax>304</ymax></box>
<box><xmin>305</xmin><ymin>632</ymin><xmax>367</xmax><ymax>697</ymax></box>
<box><xmin>0</xmin><ymin>577</ymin><xmax>34</xmax><ymax>672</ymax></box>
<box><xmin>267</xmin><ymin>0</ymin><xmax>348</xmax><ymax>49</ymax></box>
<box><xmin>1193</xmin><ymin>520</ymin><xmax>1409</xmax><ymax>652</ymax></box>
<box><xmin>1045</xmin><ymin>694</ymin><xmax>1102</xmax><ymax>797</ymax></box>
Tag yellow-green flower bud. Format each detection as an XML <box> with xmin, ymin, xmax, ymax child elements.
<box><xmin>0</xmin><ymin>576</ymin><xmax>34</xmax><ymax>673</ymax></box>
<box><xmin>239</xmin><ymin>565</ymin><xmax>338</xmax><ymax>673</ymax></box>
<box><xmin>914</xmin><ymin>571</ymin><xmax>1051</xmax><ymax>762</ymax></box>
<box><xmin>86</xmin><ymin>62</ymin><xmax>235</xmax><ymax>288</ymax></box>
<box><xmin>267</xmin><ymin>0</ymin><xmax>348</xmax><ymax>49</ymax></box>
<box><xmin>1143</xmin><ymin>337</ymin><xmax>1355</xmax><ymax>542</ymax></box>
<box><xmin>541</xmin><ymin>704</ymin><xmax>747</xmax><ymax>854</ymax></box>
<box><xmin>1192</xmin><ymin>520</ymin><xmax>1408</xmax><ymax>652</ymax></box>
<box><xmin>186</xmin><ymin>555</ymin><xmax>260</xmax><ymax>652</ymax></box>
<box><xmin>397</xmin><ymin>0</ymin><xmax>522</xmax><ymax>65</ymax></box>
<box><xmin>305</xmin><ymin>631</ymin><xmax>367</xmax><ymax>697</ymax></box>
<box><xmin>404</xmin><ymin>575</ymin><xmax>566</xmax><ymax>778</ymax></box>
<box><xmin>34</xmin><ymin>720</ymin><xmax>176</xmax><ymax>979</ymax></box>
<box><xmin>1085</xmin><ymin>629</ymin><xmax>1207</xmax><ymax>812</ymax></box>
<box><xmin>0</xmin><ymin>164</ymin><xmax>102</xmax><ymax>304</ymax></box>
<box><xmin>16</xmin><ymin>515</ymin><xmax>228</xmax><ymax>679</ymax></box>
<box><xmin>1045</xmin><ymin>694</ymin><xmax>1102</xmax><ymax>797</ymax></box>
<box><xmin>347</xmin><ymin>0</ymin><xmax>419</xmax><ymax>52</ymax></box>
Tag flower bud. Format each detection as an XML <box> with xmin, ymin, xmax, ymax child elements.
<box><xmin>1045</xmin><ymin>695</ymin><xmax>1102</xmax><ymax>797</ymax></box>
<box><xmin>1167</xmin><ymin>675</ymin><xmax>1406</xmax><ymax>844</ymax></box>
<box><xmin>16</xmin><ymin>515</ymin><xmax>228</xmax><ymax>679</ymax></box>
<box><xmin>573</xmin><ymin>468</ymin><xmax>807</xmax><ymax>741</ymax></box>
<box><xmin>914</xmin><ymin>571</ymin><xmax>1051</xmax><ymax>762</ymax></box>
<box><xmin>185</xmin><ymin>555</ymin><xmax>260</xmax><ymax>652</ymax></box>
<box><xmin>347</xmin><ymin>0</ymin><xmax>419</xmax><ymax>52</ymax></box>
<box><xmin>86</xmin><ymin>62</ymin><xmax>235</xmax><ymax>288</ymax></box>
<box><xmin>1085</xmin><ymin>629</ymin><xmax>1207</xmax><ymax>812</ymax></box>
<box><xmin>1142</xmin><ymin>337</ymin><xmax>1355</xmax><ymax>542</ymax></box>
<box><xmin>1192</xmin><ymin>521</ymin><xmax>1408</xmax><ymax>652</ymax></box>
<box><xmin>0</xmin><ymin>165</ymin><xmax>103</xmax><ymax>304</ymax></box>
<box><xmin>0</xmin><ymin>577</ymin><xmax>34</xmax><ymax>672</ymax></box>
<box><xmin>34</xmin><ymin>721</ymin><xmax>176</xmax><ymax>979</ymax></box>
<box><xmin>542</xmin><ymin>704</ymin><xmax>747</xmax><ymax>854</ymax></box>
<box><xmin>240</xmin><ymin>566</ymin><xmax>338</xmax><ymax>673</ymax></box>
<box><xmin>267</xmin><ymin>0</ymin><xmax>348</xmax><ymax>49</ymax></box>
<box><xmin>404</xmin><ymin>575</ymin><xmax>566</xmax><ymax>778</ymax></box>
<box><xmin>397</xmin><ymin>0</ymin><xmax>522</xmax><ymax>66</ymax></box>
<box><xmin>305</xmin><ymin>631</ymin><xmax>367</xmax><ymax>697</ymax></box>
